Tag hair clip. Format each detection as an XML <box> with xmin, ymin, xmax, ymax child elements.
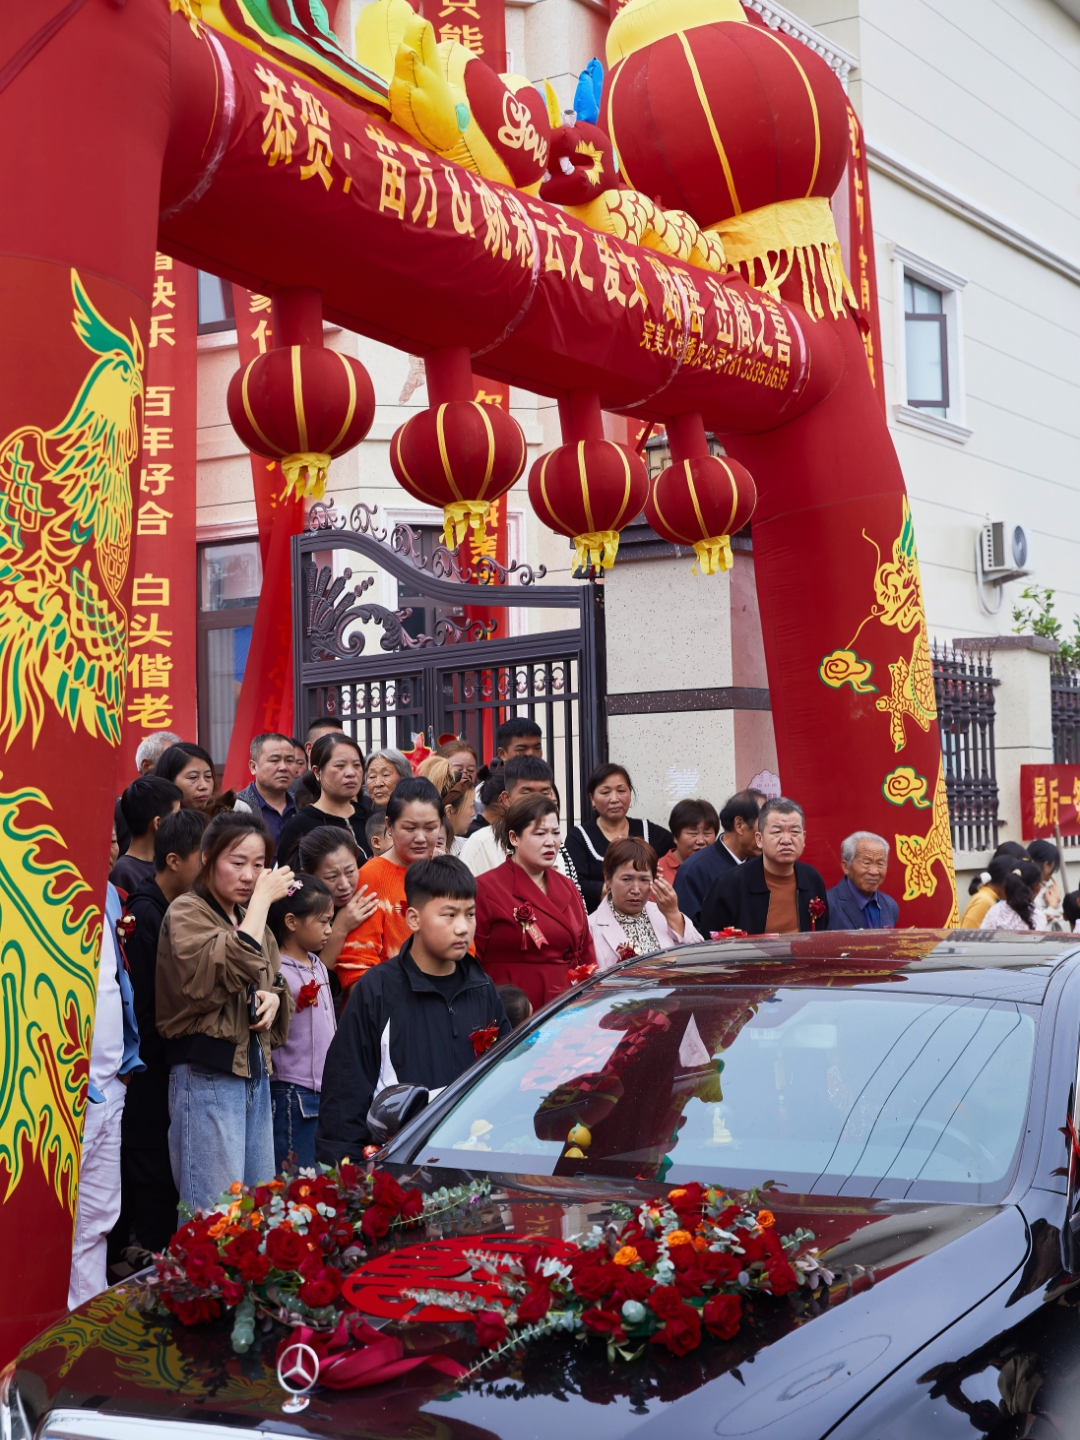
<box><xmin>286</xmin><ymin>878</ymin><xmax>304</xmax><ymax>896</ymax></box>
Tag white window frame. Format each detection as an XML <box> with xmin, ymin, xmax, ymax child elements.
<box><xmin>889</xmin><ymin>243</ymin><xmax>972</xmax><ymax>444</ymax></box>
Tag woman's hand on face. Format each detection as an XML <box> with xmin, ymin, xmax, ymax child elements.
<box><xmin>250</xmin><ymin>989</ymin><xmax>281</xmax><ymax>1032</ymax></box>
<box><xmin>339</xmin><ymin>884</ymin><xmax>378</xmax><ymax>930</ymax></box>
<box><xmin>650</xmin><ymin>875</ymin><xmax>681</xmax><ymax>922</ymax></box>
<box><xmin>252</xmin><ymin>866</ymin><xmax>294</xmax><ymax>906</ymax></box>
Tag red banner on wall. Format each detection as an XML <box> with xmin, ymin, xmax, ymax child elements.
<box><xmin>118</xmin><ymin>254</ymin><xmax>198</xmax><ymax>779</ymax></box>
<box><xmin>1020</xmin><ymin>764</ymin><xmax>1080</xmax><ymax>839</ymax></box>
<box><xmin>222</xmin><ymin>288</ymin><xmax>306</xmax><ymax>789</ymax></box>
<box><xmin>419</xmin><ymin>0</ymin><xmax>506</xmax><ymax>71</ymax></box>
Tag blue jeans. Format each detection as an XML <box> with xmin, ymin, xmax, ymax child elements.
<box><xmin>168</xmin><ymin>1064</ymin><xmax>274</xmax><ymax>1214</ymax></box>
<box><xmin>271</xmin><ymin>1081</ymin><xmax>320</xmax><ymax>1171</ymax></box>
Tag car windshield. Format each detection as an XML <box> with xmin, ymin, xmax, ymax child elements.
<box><xmin>418</xmin><ymin>984</ymin><xmax>1038</xmax><ymax>1202</ymax></box>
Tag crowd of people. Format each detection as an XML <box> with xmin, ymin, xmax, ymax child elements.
<box><xmin>72</xmin><ymin>717</ymin><xmax>1077</xmax><ymax>1312</ymax></box>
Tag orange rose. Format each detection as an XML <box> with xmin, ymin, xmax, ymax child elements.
<box><xmin>692</xmin><ymin>1236</ymin><xmax>708</xmax><ymax>1252</ymax></box>
<box><xmin>229</xmin><ymin>1181</ymin><xmax>244</xmax><ymax>1195</ymax></box>
<box><xmin>756</xmin><ymin>1209</ymin><xmax>776</xmax><ymax>1229</ymax></box>
<box><xmin>613</xmin><ymin>1246</ymin><xmax>640</xmax><ymax>1266</ymax></box>
<box><xmin>668</xmin><ymin>1188</ymin><xmax>687</xmax><ymax>1200</ymax></box>
<box><xmin>207</xmin><ymin>1215</ymin><xmax>229</xmax><ymax>1239</ymax></box>
<box><xmin>666</xmin><ymin>1230</ymin><xmax>693</xmax><ymax>1249</ymax></box>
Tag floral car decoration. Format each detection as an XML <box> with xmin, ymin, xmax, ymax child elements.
<box><xmin>131</xmin><ymin>1167</ymin><xmax>831</xmax><ymax>1381</ymax></box>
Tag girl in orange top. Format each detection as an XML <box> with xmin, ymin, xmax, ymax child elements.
<box><xmin>336</xmin><ymin>778</ymin><xmax>444</xmax><ymax>989</ymax></box>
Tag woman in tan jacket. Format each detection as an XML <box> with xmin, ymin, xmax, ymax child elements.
<box><xmin>157</xmin><ymin>811</ymin><xmax>294</xmax><ymax>1214</ymax></box>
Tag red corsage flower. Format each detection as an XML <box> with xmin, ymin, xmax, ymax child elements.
<box><xmin>615</xmin><ymin>943</ymin><xmax>637</xmax><ymax>961</ymax></box>
<box><xmin>115</xmin><ymin>912</ymin><xmax>136</xmax><ymax>945</ymax></box>
<box><xmin>709</xmin><ymin>927</ymin><xmax>748</xmax><ymax>940</ymax></box>
<box><xmin>567</xmin><ymin>961</ymin><xmax>598</xmax><ymax>986</ymax></box>
<box><xmin>470</xmin><ymin>1023</ymin><xmax>501</xmax><ymax>1058</ymax></box>
<box><xmin>513</xmin><ymin>903</ymin><xmax>548</xmax><ymax>951</ymax></box>
<box><xmin>296</xmin><ymin>979</ymin><xmax>322</xmax><ymax>1011</ymax></box>
<box><xmin>808</xmin><ymin>897</ymin><xmax>827</xmax><ymax>931</ymax></box>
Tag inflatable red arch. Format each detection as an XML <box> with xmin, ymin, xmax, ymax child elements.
<box><xmin>0</xmin><ymin>0</ymin><xmax>954</xmax><ymax>1356</ymax></box>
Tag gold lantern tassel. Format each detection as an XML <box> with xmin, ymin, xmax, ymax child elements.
<box><xmin>281</xmin><ymin>452</ymin><xmax>332</xmax><ymax>500</ymax></box>
<box><xmin>691</xmin><ymin>534</ymin><xmax>734</xmax><ymax>576</ymax></box>
<box><xmin>573</xmin><ymin>529</ymin><xmax>620</xmax><ymax>571</ymax></box>
<box><xmin>443</xmin><ymin>499</ymin><xmax>491</xmax><ymax>550</ymax></box>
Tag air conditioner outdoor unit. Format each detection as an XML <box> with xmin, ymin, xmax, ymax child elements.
<box><xmin>978</xmin><ymin>520</ymin><xmax>1033</xmax><ymax>584</ymax></box>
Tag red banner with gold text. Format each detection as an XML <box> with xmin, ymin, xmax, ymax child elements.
<box><xmin>222</xmin><ymin>288</ymin><xmax>304</xmax><ymax>788</ymax></box>
<box><xmin>1020</xmin><ymin>764</ymin><xmax>1080</xmax><ymax>840</ymax></box>
<box><xmin>118</xmin><ymin>255</ymin><xmax>198</xmax><ymax>777</ymax></box>
<box><xmin>419</xmin><ymin>0</ymin><xmax>506</xmax><ymax>71</ymax></box>
<box><xmin>845</xmin><ymin>104</ymin><xmax>885</xmax><ymax>415</ymax></box>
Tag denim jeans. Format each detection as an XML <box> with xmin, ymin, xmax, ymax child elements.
<box><xmin>270</xmin><ymin>1081</ymin><xmax>320</xmax><ymax>1171</ymax></box>
<box><xmin>168</xmin><ymin>1064</ymin><xmax>274</xmax><ymax>1214</ymax></box>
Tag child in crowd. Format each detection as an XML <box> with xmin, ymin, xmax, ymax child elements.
<box><xmin>316</xmin><ymin>856</ymin><xmax>509</xmax><ymax>1162</ymax></box>
<box><xmin>337</xmin><ymin>778</ymin><xmax>444</xmax><ymax>989</ymax></box>
<box><xmin>365</xmin><ymin>808</ymin><xmax>390</xmax><ymax>857</ymax></box>
<box><xmin>497</xmin><ymin>984</ymin><xmax>532</xmax><ymax>1028</ymax></box>
<box><xmin>266</xmin><ymin>875</ymin><xmax>337</xmax><ymax>1169</ymax></box>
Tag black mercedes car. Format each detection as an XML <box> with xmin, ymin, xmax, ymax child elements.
<box><xmin>8</xmin><ymin>929</ymin><xmax>1080</xmax><ymax>1439</ymax></box>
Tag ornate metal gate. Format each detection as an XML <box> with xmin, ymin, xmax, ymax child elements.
<box><xmin>291</xmin><ymin>505</ymin><xmax>606</xmax><ymax>827</ymax></box>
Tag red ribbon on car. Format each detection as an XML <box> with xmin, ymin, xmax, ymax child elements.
<box><xmin>277</xmin><ymin>1315</ymin><xmax>467</xmax><ymax>1389</ymax></box>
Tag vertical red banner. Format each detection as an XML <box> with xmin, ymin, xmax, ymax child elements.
<box><xmin>420</xmin><ymin>0</ymin><xmax>506</xmax><ymax>71</ymax></box>
<box><xmin>845</xmin><ymin>104</ymin><xmax>885</xmax><ymax>415</ymax></box>
<box><xmin>118</xmin><ymin>255</ymin><xmax>198</xmax><ymax>778</ymax></box>
<box><xmin>222</xmin><ymin>289</ymin><xmax>305</xmax><ymax>789</ymax></box>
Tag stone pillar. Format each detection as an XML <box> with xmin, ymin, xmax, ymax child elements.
<box><xmin>603</xmin><ymin>543</ymin><xmax>775</xmax><ymax>824</ymax></box>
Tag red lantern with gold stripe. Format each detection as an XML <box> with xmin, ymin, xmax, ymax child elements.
<box><xmin>227</xmin><ymin>342</ymin><xmax>375</xmax><ymax>500</ymax></box>
<box><xmin>603</xmin><ymin>0</ymin><xmax>849</xmax><ymax>230</ymax></box>
<box><xmin>644</xmin><ymin>412</ymin><xmax>756</xmax><ymax>575</ymax></box>
<box><xmin>527</xmin><ymin>390</ymin><xmax>648</xmax><ymax>571</ymax></box>
<box><xmin>390</xmin><ymin>347</ymin><xmax>527</xmax><ymax>549</ymax></box>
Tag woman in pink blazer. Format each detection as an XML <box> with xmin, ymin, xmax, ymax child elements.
<box><xmin>588</xmin><ymin>837</ymin><xmax>702</xmax><ymax>970</ymax></box>
<box><xmin>475</xmin><ymin>793</ymin><xmax>596</xmax><ymax>1011</ymax></box>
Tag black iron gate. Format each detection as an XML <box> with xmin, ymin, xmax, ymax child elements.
<box><xmin>291</xmin><ymin>505</ymin><xmax>605</xmax><ymax>828</ymax></box>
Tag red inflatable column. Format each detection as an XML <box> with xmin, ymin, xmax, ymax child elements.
<box><xmin>0</xmin><ymin>0</ymin><xmax>172</xmax><ymax>1359</ymax></box>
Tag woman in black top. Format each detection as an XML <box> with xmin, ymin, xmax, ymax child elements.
<box><xmin>276</xmin><ymin>732</ymin><xmax>372</xmax><ymax>866</ymax></box>
<box><xmin>565</xmin><ymin>763</ymin><xmax>674</xmax><ymax>913</ymax></box>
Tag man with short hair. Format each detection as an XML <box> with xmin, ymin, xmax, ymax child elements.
<box><xmin>675</xmin><ymin>791</ymin><xmax>761</xmax><ymax>929</ymax></box>
<box><xmin>235</xmin><ymin>732</ymin><xmax>297</xmax><ymax>854</ymax></box>
<box><xmin>135</xmin><ymin>732</ymin><xmax>181</xmax><ymax>776</ymax></box>
<box><xmin>110</xmin><ymin>777</ymin><xmax>183</xmax><ymax>893</ymax></box>
<box><xmin>111</xmin><ymin>808</ymin><xmax>208</xmax><ymax>1263</ymax></box>
<box><xmin>289</xmin><ymin>738</ymin><xmax>307</xmax><ymax>782</ymax></box>
<box><xmin>495</xmin><ymin>717</ymin><xmax>543</xmax><ymax>764</ymax></box>
<box><xmin>459</xmin><ymin>756</ymin><xmax>565</xmax><ymax>877</ymax></box>
<box><xmin>700</xmin><ymin>798</ymin><xmax>828</xmax><ymax>937</ymax></box>
<box><xmin>827</xmin><ymin>832</ymin><xmax>899</xmax><ymax>930</ymax></box>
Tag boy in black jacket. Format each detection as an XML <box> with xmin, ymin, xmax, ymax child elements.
<box><xmin>316</xmin><ymin>856</ymin><xmax>509</xmax><ymax>1164</ymax></box>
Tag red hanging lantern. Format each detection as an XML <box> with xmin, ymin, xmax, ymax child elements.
<box><xmin>645</xmin><ymin>412</ymin><xmax>756</xmax><ymax>575</ymax></box>
<box><xmin>527</xmin><ymin>390</ymin><xmax>649</xmax><ymax>571</ymax></box>
<box><xmin>389</xmin><ymin>348</ymin><xmax>527</xmax><ymax>549</ymax></box>
<box><xmin>227</xmin><ymin>291</ymin><xmax>375</xmax><ymax>502</ymax></box>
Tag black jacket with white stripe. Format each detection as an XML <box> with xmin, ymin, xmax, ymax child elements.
<box><xmin>314</xmin><ymin>939</ymin><xmax>509</xmax><ymax>1164</ymax></box>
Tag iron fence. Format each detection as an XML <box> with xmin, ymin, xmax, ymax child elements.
<box><xmin>933</xmin><ymin>643</ymin><xmax>1000</xmax><ymax>853</ymax></box>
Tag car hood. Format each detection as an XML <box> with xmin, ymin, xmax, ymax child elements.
<box><xmin>13</xmin><ymin>1176</ymin><xmax>1031</xmax><ymax>1440</ymax></box>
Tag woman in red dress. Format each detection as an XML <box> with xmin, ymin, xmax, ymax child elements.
<box><xmin>475</xmin><ymin>793</ymin><xmax>596</xmax><ymax>1011</ymax></box>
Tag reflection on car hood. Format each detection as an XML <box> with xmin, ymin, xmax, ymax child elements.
<box><xmin>14</xmin><ymin>1174</ymin><xmax>1029</xmax><ymax>1440</ymax></box>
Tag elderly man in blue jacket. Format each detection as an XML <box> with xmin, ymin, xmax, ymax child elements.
<box><xmin>827</xmin><ymin>832</ymin><xmax>900</xmax><ymax>930</ymax></box>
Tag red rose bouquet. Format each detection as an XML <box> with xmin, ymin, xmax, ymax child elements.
<box><xmin>470</xmin><ymin>1022</ymin><xmax>501</xmax><ymax>1057</ymax></box>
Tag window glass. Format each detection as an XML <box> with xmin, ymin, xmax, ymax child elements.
<box><xmin>197</xmin><ymin>272</ymin><xmax>235</xmax><ymax>334</ymax></box>
<box><xmin>421</xmin><ymin>985</ymin><xmax>1037</xmax><ymax>1203</ymax></box>
<box><xmin>905</xmin><ymin>276</ymin><xmax>947</xmax><ymax>414</ymax></box>
<box><xmin>204</xmin><ymin>625</ymin><xmax>252</xmax><ymax>764</ymax></box>
<box><xmin>200</xmin><ymin>540</ymin><xmax>261</xmax><ymax>611</ymax></box>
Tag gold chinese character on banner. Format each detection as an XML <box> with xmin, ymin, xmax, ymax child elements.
<box><xmin>132</xmin><ymin>575</ymin><xmax>171</xmax><ymax>607</ymax></box>
<box><xmin>293</xmin><ymin>84</ymin><xmax>334</xmax><ymax>189</ymax></box>
<box><xmin>130</xmin><ymin>612</ymin><xmax>174</xmax><ymax>648</ymax></box>
<box><xmin>149</xmin><ymin>315</ymin><xmax>175</xmax><ymax>348</ymax></box>
<box><xmin>129</xmin><ymin>654</ymin><xmax>174</xmax><ymax>688</ymax></box>
<box><xmin>1034</xmin><ymin>776</ymin><xmax>1048</xmax><ymax>828</ymax></box>
<box><xmin>140</xmin><ymin>463</ymin><xmax>173</xmax><ymax>496</ymax></box>
<box><xmin>141</xmin><ymin>426</ymin><xmax>173</xmax><ymax>457</ymax></box>
<box><xmin>127</xmin><ymin>693</ymin><xmax>174</xmax><ymax>728</ymax></box>
<box><xmin>438</xmin><ymin>23</ymin><xmax>484</xmax><ymax>52</ymax></box>
<box><xmin>136</xmin><ymin>501</ymin><xmax>174</xmax><ymax>536</ymax></box>
<box><xmin>255</xmin><ymin>64</ymin><xmax>297</xmax><ymax>168</ymax></box>
<box><xmin>145</xmin><ymin>385</ymin><xmax>174</xmax><ymax>417</ymax></box>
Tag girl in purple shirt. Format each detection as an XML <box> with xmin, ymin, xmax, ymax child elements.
<box><xmin>267</xmin><ymin>875</ymin><xmax>337</xmax><ymax>1170</ymax></box>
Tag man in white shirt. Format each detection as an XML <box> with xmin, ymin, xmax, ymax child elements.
<box><xmin>459</xmin><ymin>755</ymin><xmax>569</xmax><ymax>879</ymax></box>
<box><xmin>69</xmin><ymin>882</ymin><xmax>144</xmax><ymax>1310</ymax></box>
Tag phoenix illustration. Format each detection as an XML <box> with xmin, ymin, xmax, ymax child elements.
<box><xmin>0</xmin><ymin>270</ymin><xmax>142</xmax><ymax>748</ymax></box>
